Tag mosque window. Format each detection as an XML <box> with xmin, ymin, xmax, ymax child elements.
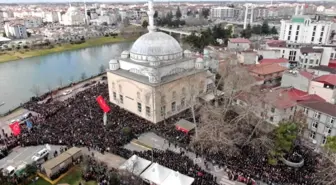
<box><xmin>137</xmin><ymin>102</ymin><xmax>142</xmax><ymax>112</ymax></box>
<box><xmin>112</xmin><ymin>82</ymin><xmax>115</xmax><ymax>89</ymax></box>
<box><xmin>171</xmin><ymin>102</ymin><xmax>176</xmax><ymax>112</ymax></box>
<box><xmin>161</xmin><ymin>95</ymin><xmax>166</xmax><ymax>104</ymax></box>
<box><xmin>161</xmin><ymin>106</ymin><xmax>166</xmax><ymax>117</ymax></box>
<box><xmin>113</xmin><ymin>92</ymin><xmax>116</xmax><ymax>100</ymax></box>
<box><xmin>172</xmin><ymin>91</ymin><xmax>177</xmax><ymax>99</ymax></box>
<box><xmin>146</xmin><ymin>106</ymin><xmax>151</xmax><ymax>117</ymax></box>
<box><xmin>119</xmin><ymin>95</ymin><xmax>123</xmax><ymax>104</ymax></box>
<box><xmin>119</xmin><ymin>84</ymin><xmax>122</xmax><ymax>93</ymax></box>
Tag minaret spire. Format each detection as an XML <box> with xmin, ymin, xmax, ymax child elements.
<box><xmin>147</xmin><ymin>0</ymin><xmax>156</xmax><ymax>32</ymax></box>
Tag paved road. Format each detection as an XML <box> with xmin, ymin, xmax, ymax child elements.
<box><xmin>0</xmin><ymin>145</ymin><xmax>62</xmax><ymax>170</ymax></box>
<box><xmin>128</xmin><ymin>132</ymin><xmax>237</xmax><ymax>185</ymax></box>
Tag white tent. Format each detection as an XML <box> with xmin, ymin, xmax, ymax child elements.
<box><xmin>161</xmin><ymin>171</ymin><xmax>195</xmax><ymax>185</ymax></box>
<box><xmin>140</xmin><ymin>162</ymin><xmax>172</xmax><ymax>184</ymax></box>
<box><xmin>119</xmin><ymin>155</ymin><xmax>151</xmax><ymax>176</ymax></box>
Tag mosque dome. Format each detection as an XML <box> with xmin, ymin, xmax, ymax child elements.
<box><xmin>129</xmin><ymin>32</ymin><xmax>183</xmax><ymax>63</ymax></box>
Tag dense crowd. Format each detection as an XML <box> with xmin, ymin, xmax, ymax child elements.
<box><xmin>0</xmin><ymin>81</ymin><xmax>320</xmax><ymax>185</ymax></box>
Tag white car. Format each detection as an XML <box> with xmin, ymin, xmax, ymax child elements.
<box><xmin>32</xmin><ymin>148</ymin><xmax>49</xmax><ymax>161</ymax></box>
<box><xmin>62</xmin><ymin>89</ymin><xmax>72</xmax><ymax>96</ymax></box>
<box><xmin>4</xmin><ymin>166</ymin><xmax>15</xmax><ymax>176</ymax></box>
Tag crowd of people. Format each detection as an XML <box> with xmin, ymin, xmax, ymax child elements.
<box><xmin>0</xmin><ymin>81</ymin><xmax>320</xmax><ymax>185</ymax></box>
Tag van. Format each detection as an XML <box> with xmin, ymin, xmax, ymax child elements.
<box><xmin>32</xmin><ymin>148</ymin><xmax>49</xmax><ymax>161</ymax></box>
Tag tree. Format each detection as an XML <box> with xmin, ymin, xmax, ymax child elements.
<box><xmin>252</xmin><ymin>25</ymin><xmax>262</xmax><ymax>34</ymax></box>
<box><xmin>27</xmin><ymin>32</ymin><xmax>31</xmax><ymax>37</ymax></box>
<box><xmin>261</xmin><ymin>20</ymin><xmax>270</xmax><ymax>35</ymax></box>
<box><xmin>25</xmin><ymin>162</ymin><xmax>37</xmax><ymax>176</ymax></box>
<box><xmin>2</xmin><ymin>33</ymin><xmax>6</xmax><ymax>37</ymax></box>
<box><xmin>142</xmin><ymin>20</ymin><xmax>149</xmax><ymax>28</ymax></box>
<box><xmin>99</xmin><ymin>65</ymin><xmax>106</xmax><ymax>74</ymax></box>
<box><xmin>268</xmin><ymin>122</ymin><xmax>298</xmax><ymax>165</ymax></box>
<box><xmin>176</xmin><ymin>6</ymin><xmax>182</xmax><ymax>19</ymax></box>
<box><xmin>154</xmin><ymin>10</ymin><xmax>158</xmax><ymax>18</ymax></box>
<box><xmin>201</xmin><ymin>8</ymin><xmax>210</xmax><ymax>19</ymax></box>
<box><xmin>270</xmin><ymin>26</ymin><xmax>278</xmax><ymax>34</ymax></box>
<box><xmin>240</xmin><ymin>29</ymin><xmax>252</xmax><ymax>39</ymax></box>
<box><xmin>30</xmin><ymin>85</ymin><xmax>41</xmax><ymax>97</ymax></box>
<box><xmin>81</xmin><ymin>72</ymin><xmax>87</xmax><ymax>81</ymax></box>
<box><xmin>187</xmin><ymin>10</ymin><xmax>192</xmax><ymax>16</ymax></box>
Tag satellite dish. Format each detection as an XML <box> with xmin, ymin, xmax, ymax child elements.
<box><xmin>45</xmin><ymin>144</ymin><xmax>51</xmax><ymax>151</ymax></box>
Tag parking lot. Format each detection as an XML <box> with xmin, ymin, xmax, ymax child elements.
<box><xmin>0</xmin><ymin>145</ymin><xmax>62</xmax><ymax>170</ymax></box>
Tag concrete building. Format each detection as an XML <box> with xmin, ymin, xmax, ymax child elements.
<box><xmin>107</xmin><ymin>0</ymin><xmax>211</xmax><ymax>124</ymax></box>
<box><xmin>308</xmin><ymin>74</ymin><xmax>336</xmax><ymax>104</ymax></box>
<box><xmin>281</xmin><ymin>70</ymin><xmax>315</xmax><ymax>92</ymax></box>
<box><xmin>22</xmin><ymin>17</ymin><xmax>43</xmax><ymax>28</ymax></box>
<box><xmin>44</xmin><ymin>12</ymin><xmax>59</xmax><ymax>23</ymax></box>
<box><xmin>61</xmin><ymin>6</ymin><xmax>85</xmax><ymax>26</ymax></box>
<box><xmin>210</xmin><ymin>7</ymin><xmax>238</xmax><ymax>20</ymax></box>
<box><xmin>297</xmin><ymin>100</ymin><xmax>336</xmax><ymax>147</ymax></box>
<box><xmin>298</xmin><ymin>47</ymin><xmax>324</xmax><ymax>69</ymax></box>
<box><xmin>279</xmin><ymin>15</ymin><xmax>335</xmax><ymax>45</ymax></box>
<box><xmin>4</xmin><ymin>22</ymin><xmax>28</xmax><ymax>39</ymax></box>
<box><xmin>227</xmin><ymin>38</ymin><xmax>251</xmax><ymax>51</ymax></box>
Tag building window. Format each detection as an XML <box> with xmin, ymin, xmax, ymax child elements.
<box><xmin>172</xmin><ymin>91</ymin><xmax>176</xmax><ymax>99</ymax></box>
<box><xmin>146</xmin><ymin>106</ymin><xmax>150</xmax><ymax>116</ymax></box>
<box><xmin>119</xmin><ymin>95</ymin><xmax>123</xmax><ymax>104</ymax></box>
<box><xmin>331</xmin><ymin>118</ymin><xmax>335</xmax><ymax>125</ymax></box>
<box><xmin>321</xmin><ymin>26</ymin><xmax>325</xmax><ymax>31</ymax></box>
<box><xmin>137</xmin><ymin>92</ymin><xmax>140</xmax><ymax>99</ymax></box>
<box><xmin>305</xmin><ymin>59</ymin><xmax>308</xmax><ymax>63</ymax></box>
<box><xmin>119</xmin><ymin>84</ymin><xmax>122</xmax><ymax>93</ymax></box>
<box><xmin>181</xmin><ymin>98</ymin><xmax>185</xmax><ymax>107</ymax></box>
<box><xmin>312</xmin><ymin>121</ymin><xmax>318</xmax><ymax>129</ymax></box>
<box><xmin>161</xmin><ymin>105</ymin><xmax>166</xmax><ymax>117</ymax></box>
<box><xmin>137</xmin><ymin>102</ymin><xmax>142</xmax><ymax>112</ymax></box>
<box><xmin>326</xmin><ymin>126</ymin><xmax>332</xmax><ymax>135</ymax></box>
<box><xmin>270</xmin><ymin>116</ymin><xmax>274</xmax><ymax>122</ymax></box>
<box><xmin>322</xmin><ymin>136</ymin><xmax>327</xmax><ymax>145</ymax></box>
<box><xmin>271</xmin><ymin>107</ymin><xmax>275</xmax><ymax>113</ymax></box>
<box><xmin>182</xmin><ymin>87</ymin><xmax>186</xmax><ymax>96</ymax></box>
<box><xmin>310</xmin><ymin>131</ymin><xmax>316</xmax><ymax>139</ymax></box>
<box><xmin>316</xmin><ymin>59</ymin><xmax>319</xmax><ymax>65</ymax></box>
<box><xmin>113</xmin><ymin>92</ymin><xmax>116</xmax><ymax>100</ymax></box>
<box><xmin>314</xmin><ymin>112</ymin><xmax>321</xmax><ymax>119</ymax></box>
<box><xmin>171</xmin><ymin>102</ymin><xmax>176</xmax><ymax>112</ymax></box>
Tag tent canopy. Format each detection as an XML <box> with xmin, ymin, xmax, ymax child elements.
<box><xmin>161</xmin><ymin>171</ymin><xmax>195</xmax><ymax>185</ymax></box>
<box><xmin>140</xmin><ymin>162</ymin><xmax>172</xmax><ymax>184</ymax></box>
<box><xmin>175</xmin><ymin>119</ymin><xmax>195</xmax><ymax>133</ymax></box>
<box><xmin>119</xmin><ymin>155</ymin><xmax>151</xmax><ymax>176</ymax></box>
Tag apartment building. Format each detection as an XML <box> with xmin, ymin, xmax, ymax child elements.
<box><xmin>210</xmin><ymin>7</ymin><xmax>239</xmax><ymax>20</ymax></box>
<box><xmin>308</xmin><ymin>74</ymin><xmax>336</xmax><ymax>104</ymax></box>
<box><xmin>228</xmin><ymin>38</ymin><xmax>251</xmax><ymax>51</ymax></box>
<box><xmin>298</xmin><ymin>47</ymin><xmax>324</xmax><ymax>69</ymax></box>
<box><xmin>297</xmin><ymin>100</ymin><xmax>336</xmax><ymax>147</ymax></box>
<box><xmin>279</xmin><ymin>15</ymin><xmax>335</xmax><ymax>45</ymax></box>
<box><xmin>4</xmin><ymin>22</ymin><xmax>28</xmax><ymax>39</ymax></box>
<box><xmin>281</xmin><ymin>70</ymin><xmax>315</xmax><ymax>92</ymax></box>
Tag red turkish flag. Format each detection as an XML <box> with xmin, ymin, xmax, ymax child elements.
<box><xmin>96</xmin><ymin>95</ymin><xmax>110</xmax><ymax>113</ymax></box>
<box><xmin>9</xmin><ymin>122</ymin><xmax>21</xmax><ymax>136</ymax></box>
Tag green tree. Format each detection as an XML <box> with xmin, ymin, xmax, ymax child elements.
<box><xmin>142</xmin><ymin>20</ymin><xmax>149</xmax><ymax>28</ymax></box>
<box><xmin>271</xmin><ymin>26</ymin><xmax>278</xmax><ymax>34</ymax></box>
<box><xmin>25</xmin><ymin>163</ymin><xmax>37</xmax><ymax>176</ymax></box>
<box><xmin>187</xmin><ymin>10</ymin><xmax>192</xmax><ymax>16</ymax></box>
<box><xmin>240</xmin><ymin>29</ymin><xmax>252</xmax><ymax>39</ymax></box>
<box><xmin>325</xmin><ymin>136</ymin><xmax>336</xmax><ymax>153</ymax></box>
<box><xmin>176</xmin><ymin>6</ymin><xmax>182</xmax><ymax>19</ymax></box>
<box><xmin>268</xmin><ymin>122</ymin><xmax>298</xmax><ymax>165</ymax></box>
<box><xmin>261</xmin><ymin>20</ymin><xmax>270</xmax><ymax>35</ymax></box>
<box><xmin>201</xmin><ymin>8</ymin><xmax>210</xmax><ymax>19</ymax></box>
<box><xmin>252</xmin><ymin>25</ymin><xmax>262</xmax><ymax>34</ymax></box>
<box><xmin>154</xmin><ymin>10</ymin><xmax>158</xmax><ymax>18</ymax></box>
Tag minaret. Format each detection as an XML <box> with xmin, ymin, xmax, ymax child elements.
<box><xmin>243</xmin><ymin>4</ymin><xmax>249</xmax><ymax>29</ymax></box>
<box><xmin>84</xmin><ymin>0</ymin><xmax>88</xmax><ymax>24</ymax></box>
<box><xmin>147</xmin><ymin>0</ymin><xmax>156</xmax><ymax>32</ymax></box>
<box><xmin>295</xmin><ymin>5</ymin><xmax>299</xmax><ymax>15</ymax></box>
<box><xmin>69</xmin><ymin>0</ymin><xmax>71</xmax><ymax>7</ymax></box>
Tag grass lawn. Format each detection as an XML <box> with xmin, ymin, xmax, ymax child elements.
<box><xmin>0</xmin><ymin>36</ymin><xmax>136</xmax><ymax>63</ymax></box>
<box><xmin>28</xmin><ymin>168</ymin><xmax>96</xmax><ymax>185</ymax></box>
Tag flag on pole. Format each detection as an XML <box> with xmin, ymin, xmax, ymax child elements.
<box><xmin>103</xmin><ymin>112</ymin><xmax>107</xmax><ymax>126</ymax></box>
<box><xmin>9</xmin><ymin>122</ymin><xmax>21</xmax><ymax>136</ymax></box>
<box><xmin>96</xmin><ymin>95</ymin><xmax>111</xmax><ymax>113</ymax></box>
<box><xmin>26</xmin><ymin>120</ymin><xmax>33</xmax><ymax>129</ymax></box>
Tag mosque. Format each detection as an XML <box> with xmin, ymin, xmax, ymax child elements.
<box><xmin>107</xmin><ymin>0</ymin><xmax>217</xmax><ymax>123</ymax></box>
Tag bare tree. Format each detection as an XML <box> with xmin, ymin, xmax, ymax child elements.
<box><xmin>30</xmin><ymin>85</ymin><xmax>41</xmax><ymax>97</ymax></box>
<box><xmin>99</xmin><ymin>65</ymin><xmax>106</xmax><ymax>74</ymax></box>
<box><xmin>69</xmin><ymin>76</ymin><xmax>75</xmax><ymax>83</ymax></box>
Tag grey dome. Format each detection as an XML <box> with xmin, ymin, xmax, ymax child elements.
<box><xmin>130</xmin><ymin>31</ymin><xmax>183</xmax><ymax>62</ymax></box>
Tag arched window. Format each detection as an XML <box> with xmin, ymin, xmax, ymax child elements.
<box><xmin>112</xmin><ymin>82</ymin><xmax>115</xmax><ymax>89</ymax></box>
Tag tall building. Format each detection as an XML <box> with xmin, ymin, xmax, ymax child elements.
<box><xmin>279</xmin><ymin>15</ymin><xmax>336</xmax><ymax>45</ymax></box>
<box><xmin>210</xmin><ymin>7</ymin><xmax>239</xmax><ymax>20</ymax></box>
<box><xmin>4</xmin><ymin>22</ymin><xmax>28</xmax><ymax>39</ymax></box>
<box><xmin>107</xmin><ymin>0</ymin><xmax>210</xmax><ymax>123</ymax></box>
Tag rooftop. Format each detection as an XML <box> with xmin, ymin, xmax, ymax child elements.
<box><xmin>313</xmin><ymin>74</ymin><xmax>336</xmax><ymax>85</ymax></box>
<box><xmin>266</xmin><ymin>40</ymin><xmax>286</xmax><ymax>48</ymax></box>
<box><xmin>249</xmin><ymin>63</ymin><xmax>287</xmax><ymax>75</ymax></box>
<box><xmin>310</xmin><ymin>65</ymin><xmax>336</xmax><ymax>74</ymax></box>
<box><xmin>229</xmin><ymin>38</ymin><xmax>251</xmax><ymax>44</ymax></box>
<box><xmin>300</xmin><ymin>47</ymin><xmax>324</xmax><ymax>54</ymax></box>
<box><xmin>298</xmin><ymin>100</ymin><xmax>336</xmax><ymax>117</ymax></box>
<box><xmin>259</xmin><ymin>58</ymin><xmax>288</xmax><ymax>64</ymax></box>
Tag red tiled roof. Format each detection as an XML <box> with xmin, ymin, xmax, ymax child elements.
<box><xmin>299</xmin><ymin>71</ymin><xmax>315</xmax><ymax>79</ymax></box>
<box><xmin>313</xmin><ymin>74</ymin><xmax>336</xmax><ymax>86</ymax></box>
<box><xmin>266</xmin><ymin>40</ymin><xmax>286</xmax><ymax>48</ymax></box>
<box><xmin>259</xmin><ymin>58</ymin><xmax>288</xmax><ymax>64</ymax></box>
<box><xmin>249</xmin><ymin>63</ymin><xmax>287</xmax><ymax>75</ymax></box>
<box><xmin>229</xmin><ymin>38</ymin><xmax>251</xmax><ymax>44</ymax></box>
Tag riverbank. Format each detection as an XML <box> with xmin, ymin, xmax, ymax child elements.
<box><xmin>0</xmin><ymin>36</ymin><xmax>136</xmax><ymax>63</ymax></box>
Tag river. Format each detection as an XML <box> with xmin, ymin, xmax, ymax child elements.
<box><xmin>0</xmin><ymin>41</ymin><xmax>133</xmax><ymax>115</ymax></box>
